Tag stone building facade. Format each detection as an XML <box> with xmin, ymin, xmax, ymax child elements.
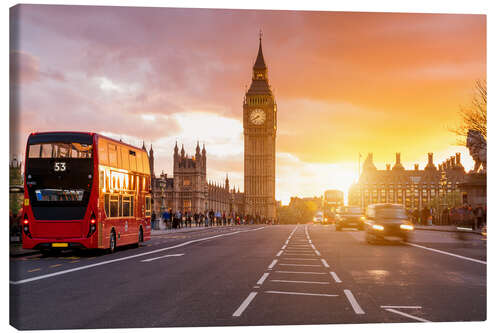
<box><xmin>348</xmin><ymin>152</ymin><xmax>467</xmax><ymax>210</ymax></box>
<box><xmin>149</xmin><ymin>142</ymin><xmax>244</xmax><ymax>216</ymax></box>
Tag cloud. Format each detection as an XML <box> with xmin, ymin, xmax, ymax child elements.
<box><xmin>10</xmin><ymin>51</ymin><xmax>39</xmax><ymax>85</ymax></box>
<box><xmin>9</xmin><ymin>5</ymin><xmax>485</xmax><ymax>204</ymax></box>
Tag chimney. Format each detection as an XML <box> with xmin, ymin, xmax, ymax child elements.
<box><xmin>451</xmin><ymin>156</ymin><xmax>456</xmax><ymax>167</ymax></box>
<box><xmin>414</xmin><ymin>164</ymin><xmax>419</xmax><ymax>170</ymax></box>
<box><xmin>386</xmin><ymin>164</ymin><xmax>391</xmax><ymax>170</ymax></box>
<box><xmin>396</xmin><ymin>152</ymin><xmax>401</xmax><ymax>165</ymax></box>
<box><xmin>455</xmin><ymin>152</ymin><xmax>461</xmax><ymax>164</ymax></box>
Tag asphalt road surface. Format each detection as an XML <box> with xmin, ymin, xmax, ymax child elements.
<box><xmin>10</xmin><ymin>224</ymin><xmax>486</xmax><ymax>330</ymax></box>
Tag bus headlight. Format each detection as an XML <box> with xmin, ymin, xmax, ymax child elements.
<box><xmin>372</xmin><ymin>224</ymin><xmax>384</xmax><ymax>231</ymax></box>
<box><xmin>400</xmin><ymin>224</ymin><xmax>414</xmax><ymax>231</ymax></box>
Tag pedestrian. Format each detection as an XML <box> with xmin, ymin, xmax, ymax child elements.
<box><xmin>175</xmin><ymin>210</ymin><xmax>182</xmax><ymax>229</ymax></box>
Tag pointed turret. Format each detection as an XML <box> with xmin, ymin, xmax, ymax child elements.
<box><xmin>247</xmin><ymin>32</ymin><xmax>271</xmax><ymax>95</ymax></box>
<box><xmin>425</xmin><ymin>152</ymin><xmax>437</xmax><ymax>171</ymax></box>
<box><xmin>174</xmin><ymin>141</ymin><xmax>179</xmax><ymax>156</ymax></box>
<box><xmin>142</xmin><ymin>141</ymin><xmax>146</xmax><ymax>150</ymax></box>
<box><xmin>392</xmin><ymin>153</ymin><xmax>405</xmax><ymax>171</ymax></box>
<box><xmin>148</xmin><ymin>144</ymin><xmax>155</xmax><ymax>178</ymax></box>
<box><xmin>181</xmin><ymin>144</ymin><xmax>185</xmax><ymax>157</ymax></box>
<box><xmin>253</xmin><ymin>31</ymin><xmax>267</xmax><ymax>71</ymax></box>
<box><xmin>196</xmin><ymin>141</ymin><xmax>201</xmax><ymax>156</ymax></box>
<box><xmin>225</xmin><ymin>173</ymin><xmax>229</xmax><ymax>191</ymax></box>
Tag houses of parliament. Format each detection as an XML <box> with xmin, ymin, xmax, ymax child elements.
<box><xmin>148</xmin><ymin>35</ymin><xmax>277</xmax><ymax>220</ymax></box>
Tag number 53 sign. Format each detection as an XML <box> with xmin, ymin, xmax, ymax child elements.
<box><xmin>54</xmin><ymin>162</ymin><xmax>67</xmax><ymax>172</ymax></box>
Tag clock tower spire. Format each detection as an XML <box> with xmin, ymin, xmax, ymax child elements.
<box><xmin>243</xmin><ymin>32</ymin><xmax>277</xmax><ymax>221</ymax></box>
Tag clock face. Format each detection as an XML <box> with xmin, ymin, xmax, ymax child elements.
<box><xmin>250</xmin><ymin>109</ymin><xmax>266</xmax><ymax>125</ymax></box>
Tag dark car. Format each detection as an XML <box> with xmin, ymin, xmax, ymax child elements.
<box><xmin>335</xmin><ymin>206</ymin><xmax>364</xmax><ymax>231</ymax></box>
<box><xmin>364</xmin><ymin>203</ymin><xmax>414</xmax><ymax>243</ymax></box>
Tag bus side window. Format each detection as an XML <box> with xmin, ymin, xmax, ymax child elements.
<box><xmin>99</xmin><ymin>142</ymin><xmax>108</xmax><ymax>165</ymax></box>
<box><xmin>99</xmin><ymin>171</ymin><xmax>104</xmax><ymax>191</ymax></box>
<box><xmin>110</xmin><ymin>195</ymin><xmax>119</xmax><ymax>217</ymax></box>
<box><xmin>118</xmin><ymin>195</ymin><xmax>123</xmax><ymax>217</ymax></box>
<box><xmin>123</xmin><ymin>196</ymin><xmax>131</xmax><ymax>217</ymax></box>
<box><xmin>108</xmin><ymin>144</ymin><xmax>117</xmax><ymax>167</ymax></box>
<box><xmin>142</xmin><ymin>152</ymin><xmax>150</xmax><ymax>174</ymax></box>
<box><xmin>130</xmin><ymin>197</ymin><xmax>134</xmax><ymax>217</ymax></box>
<box><xmin>145</xmin><ymin>196</ymin><xmax>151</xmax><ymax>217</ymax></box>
<box><xmin>104</xmin><ymin>194</ymin><xmax>110</xmax><ymax>217</ymax></box>
<box><xmin>136</xmin><ymin>151</ymin><xmax>143</xmax><ymax>173</ymax></box>
<box><xmin>121</xmin><ymin>147</ymin><xmax>130</xmax><ymax>170</ymax></box>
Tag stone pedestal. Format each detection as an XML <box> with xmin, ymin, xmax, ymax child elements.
<box><xmin>458</xmin><ymin>173</ymin><xmax>486</xmax><ymax>208</ymax></box>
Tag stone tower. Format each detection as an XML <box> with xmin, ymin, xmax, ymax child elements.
<box><xmin>243</xmin><ymin>33</ymin><xmax>277</xmax><ymax>220</ymax></box>
<box><xmin>172</xmin><ymin>142</ymin><xmax>207</xmax><ymax>213</ymax></box>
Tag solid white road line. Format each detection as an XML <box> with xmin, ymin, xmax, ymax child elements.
<box><xmin>281</xmin><ymin>245</ymin><xmax>287</xmax><ymax>250</ymax></box>
<box><xmin>233</xmin><ymin>292</ymin><xmax>258</xmax><ymax>317</ymax></box>
<box><xmin>140</xmin><ymin>253</ymin><xmax>184</xmax><ymax>262</ymax></box>
<box><xmin>10</xmin><ymin>226</ymin><xmax>266</xmax><ymax>285</ymax></box>
<box><xmin>310</xmin><ymin>244</ymin><xmax>316</xmax><ymax>250</ymax></box>
<box><xmin>270</xmin><ymin>279</ymin><xmax>330</xmax><ymax>285</ymax></box>
<box><xmin>321</xmin><ymin>259</ymin><xmax>330</xmax><ymax>268</ymax></box>
<box><xmin>265</xmin><ymin>291</ymin><xmax>338</xmax><ymax>297</ymax></box>
<box><xmin>329</xmin><ymin>271</ymin><xmax>342</xmax><ymax>283</ymax></box>
<box><xmin>344</xmin><ymin>289</ymin><xmax>365</xmax><ymax>314</ymax></box>
<box><xmin>384</xmin><ymin>308</ymin><xmax>431</xmax><ymax>322</ymax></box>
<box><xmin>314</xmin><ymin>250</ymin><xmax>321</xmax><ymax>256</ymax></box>
<box><xmin>268</xmin><ymin>259</ymin><xmax>278</xmax><ymax>269</ymax></box>
<box><xmin>381</xmin><ymin>306</ymin><xmax>422</xmax><ymax>309</ymax></box>
<box><xmin>405</xmin><ymin>242</ymin><xmax>486</xmax><ymax>265</ymax></box>
<box><xmin>276</xmin><ymin>271</ymin><xmax>327</xmax><ymax>275</ymax></box>
<box><xmin>276</xmin><ymin>250</ymin><xmax>284</xmax><ymax>257</ymax></box>
<box><xmin>279</xmin><ymin>263</ymin><xmax>321</xmax><ymax>267</ymax></box>
<box><xmin>256</xmin><ymin>272</ymin><xmax>270</xmax><ymax>285</ymax></box>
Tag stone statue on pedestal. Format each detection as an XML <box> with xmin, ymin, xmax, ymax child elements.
<box><xmin>466</xmin><ymin>129</ymin><xmax>486</xmax><ymax>173</ymax></box>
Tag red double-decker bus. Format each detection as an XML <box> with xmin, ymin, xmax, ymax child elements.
<box><xmin>22</xmin><ymin>132</ymin><xmax>152</xmax><ymax>253</ymax></box>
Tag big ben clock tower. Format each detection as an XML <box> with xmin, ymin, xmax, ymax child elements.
<box><xmin>243</xmin><ymin>33</ymin><xmax>277</xmax><ymax>220</ymax></box>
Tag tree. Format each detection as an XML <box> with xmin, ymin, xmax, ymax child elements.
<box><xmin>451</xmin><ymin>79</ymin><xmax>487</xmax><ymax>145</ymax></box>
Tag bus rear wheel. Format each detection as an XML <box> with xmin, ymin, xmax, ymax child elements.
<box><xmin>109</xmin><ymin>230</ymin><xmax>116</xmax><ymax>254</ymax></box>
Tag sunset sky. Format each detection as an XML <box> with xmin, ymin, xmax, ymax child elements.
<box><xmin>10</xmin><ymin>5</ymin><xmax>486</xmax><ymax>204</ymax></box>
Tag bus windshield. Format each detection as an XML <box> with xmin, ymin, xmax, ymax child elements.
<box><xmin>28</xmin><ymin>142</ymin><xmax>93</xmax><ymax>159</ymax></box>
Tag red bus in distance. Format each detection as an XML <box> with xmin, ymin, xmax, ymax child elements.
<box><xmin>22</xmin><ymin>132</ymin><xmax>152</xmax><ymax>253</ymax></box>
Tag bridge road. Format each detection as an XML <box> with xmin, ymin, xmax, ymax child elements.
<box><xmin>10</xmin><ymin>224</ymin><xmax>486</xmax><ymax>329</ymax></box>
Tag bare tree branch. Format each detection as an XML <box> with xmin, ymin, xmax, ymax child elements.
<box><xmin>451</xmin><ymin>79</ymin><xmax>487</xmax><ymax>145</ymax></box>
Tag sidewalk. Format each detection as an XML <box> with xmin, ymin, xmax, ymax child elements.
<box><xmin>151</xmin><ymin>226</ymin><xmax>210</xmax><ymax>236</ymax></box>
<box><xmin>415</xmin><ymin>224</ymin><xmax>482</xmax><ymax>234</ymax></box>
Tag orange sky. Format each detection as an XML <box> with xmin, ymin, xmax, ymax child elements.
<box><xmin>10</xmin><ymin>6</ymin><xmax>486</xmax><ymax>204</ymax></box>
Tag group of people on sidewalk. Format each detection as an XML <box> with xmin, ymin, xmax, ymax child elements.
<box><xmin>150</xmin><ymin>209</ymin><xmax>275</xmax><ymax>230</ymax></box>
<box><xmin>407</xmin><ymin>204</ymin><xmax>486</xmax><ymax>230</ymax></box>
